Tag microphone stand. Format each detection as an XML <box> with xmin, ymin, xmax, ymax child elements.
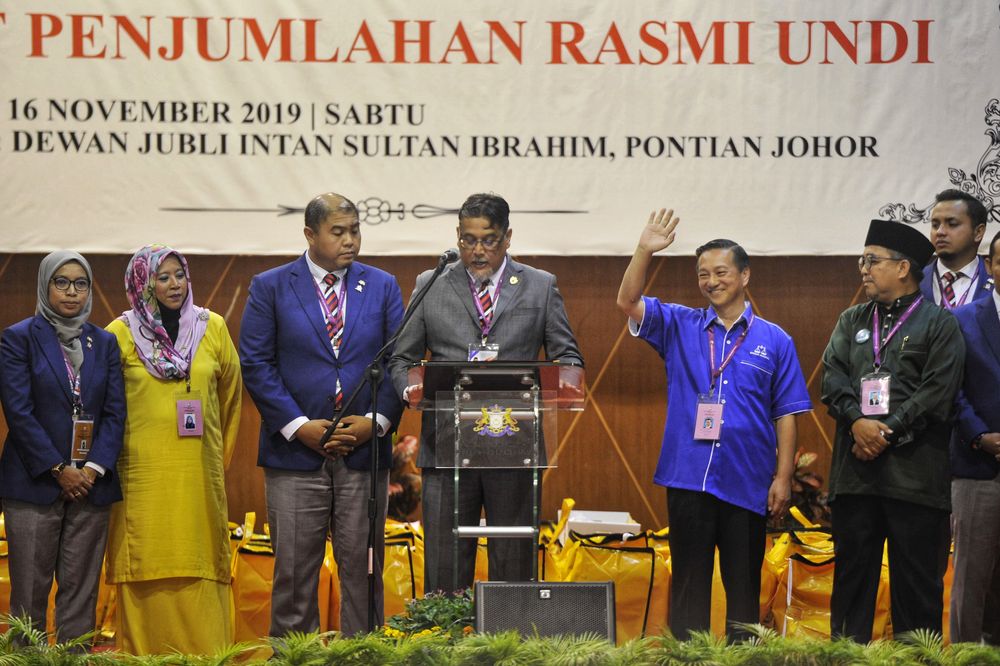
<box><xmin>319</xmin><ymin>250</ymin><xmax>456</xmax><ymax>633</ymax></box>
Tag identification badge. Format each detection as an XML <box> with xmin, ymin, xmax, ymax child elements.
<box><xmin>71</xmin><ymin>414</ymin><xmax>94</xmax><ymax>462</ymax></box>
<box><xmin>468</xmin><ymin>342</ymin><xmax>500</xmax><ymax>362</ymax></box>
<box><xmin>694</xmin><ymin>394</ymin><xmax>723</xmax><ymax>440</ymax></box>
<box><xmin>860</xmin><ymin>372</ymin><xmax>891</xmax><ymax>416</ymax></box>
<box><xmin>175</xmin><ymin>389</ymin><xmax>204</xmax><ymax>436</ymax></box>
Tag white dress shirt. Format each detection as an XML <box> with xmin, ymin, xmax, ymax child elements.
<box><xmin>932</xmin><ymin>256</ymin><xmax>982</xmax><ymax>306</ymax></box>
<box><xmin>280</xmin><ymin>253</ymin><xmax>389</xmax><ymax>442</ymax></box>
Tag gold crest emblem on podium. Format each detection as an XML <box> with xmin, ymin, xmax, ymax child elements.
<box><xmin>473</xmin><ymin>405</ymin><xmax>519</xmax><ymax>438</ymax></box>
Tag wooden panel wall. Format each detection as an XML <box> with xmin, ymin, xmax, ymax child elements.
<box><xmin>0</xmin><ymin>253</ymin><xmax>861</xmax><ymax>530</ymax></box>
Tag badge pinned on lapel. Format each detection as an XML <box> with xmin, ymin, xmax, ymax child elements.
<box><xmin>355</xmin><ymin>280</ymin><xmax>365</xmax><ymax>293</ymax></box>
<box><xmin>509</xmin><ymin>276</ymin><xmax>519</xmax><ymax>285</ymax></box>
<box><xmin>86</xmin><ymin>336</ymin><xmax>93</xmax><ymax>349</ymax></box>
<box><xmin>855</xmin><ymin>329</ymin><xmax>871</xmax><ymax>344</ymax></box>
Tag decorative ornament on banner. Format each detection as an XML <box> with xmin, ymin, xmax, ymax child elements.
<box><xmin>161</xmin><ymin>200</ymin><xmax>588</xmax><ymax>225</ymax></box>
<box><xmin>1</xmin><ymin>1</ymin><xmax>998</xmax><ymax>255</ymax></box>
<box><xmin>880</xmin><ymin>98</ymin><xmax>1000</xmax><ymax>226</ymax></box>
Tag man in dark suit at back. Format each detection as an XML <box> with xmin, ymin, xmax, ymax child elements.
<box><xmin>240</xmin><ymin>192</ymin><xmax>404</xmax><ymax>636</ymax></box>
<box><xmin>388</xmin><ymin>193</ymin><xmax>583</xmax><ymax>593</ymax></box>
<box><xmin>919</xmin><ymin>189</ymin><xmax>997</xmax><ymax>641</ymax></box>
<box><xmin>921</xmin><ymin>189</ymin><xmax>992</xmax><ymax>308</ymax></box>
<box><xmin>951</xmin><ymin>229</ymin><xmax>1000</xmax><ymax>643</ymax></box>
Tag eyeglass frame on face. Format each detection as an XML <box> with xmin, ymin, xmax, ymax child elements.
<box><xmin>857</xmin><ymin>253</ymin><xmax>903</xmax><ymax>271</ymax></box>
<box><xmin>458</xmin><ymin>235</ymin><xmax>502</xmax><ymax>250</ymax></box>
<box><xmin>51</xmin><ymin>277</ymin><xmax>91</xmax><ymax>292</ymax></box>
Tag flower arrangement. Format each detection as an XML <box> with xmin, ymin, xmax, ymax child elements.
<box><xmin>384</xmin><ymin>588</ymin><xmax>474</xmax><ymax>641</ymax></box>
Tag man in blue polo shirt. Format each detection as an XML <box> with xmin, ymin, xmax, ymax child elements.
<box><xmin>617</xmin><ymin>208</ymin><xmax>812</xmax><ymax>640</ymax></box>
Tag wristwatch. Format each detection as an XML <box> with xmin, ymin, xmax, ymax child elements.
<box><xmin>972</xmin><ymin>434</ymin><xmax>986</xmax><ymax>450</ymax></box>
<box><xmin>51</xmin><ymin>462</ymin><xmax>67</xmax><ymax>478</ymax></box>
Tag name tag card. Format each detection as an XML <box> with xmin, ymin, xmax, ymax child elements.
<box><xmin>468</xmin><ymin>342</ymin><xmax>500</xmax><ymax>362</ymax></box>
<box><xmin>694</xmin><ymin>394</ymin><xmax>723</xmax><ymax>440</ymax></box>
<box><xmin>860</xmin><ymin>372</ymin><xmax>891</xmax><ymax>416</ymax></box>
<box><xmin>71</xmin><ymin>415</ymin><xmax>94</xmax><ymax>462</ymax></box>
<box><xmin>175</xmin><ymin>389</ymin><xmax>204</xmax><ymax>437</ymax></box>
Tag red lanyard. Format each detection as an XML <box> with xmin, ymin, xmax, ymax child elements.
<box><xmin>707</xmin><ymin>312</ymin><xmax>754</xmax><ymax>392</ymax></box>
<box><xmin>871</xmin><ymin>296</ymin><xmax>923</xmax><ymax>367</ymax></box>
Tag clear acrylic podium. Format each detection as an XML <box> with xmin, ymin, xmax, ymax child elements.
<box><xmin>407</xmin><ymin>361</ymin><xmax>584</xmax><ymax>590</ymax></box>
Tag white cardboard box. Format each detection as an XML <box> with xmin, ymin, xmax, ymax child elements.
<box><xmin>556</xmin><ymin>509</ymin><xmax>641</xmax><ymax>545</ymax></box>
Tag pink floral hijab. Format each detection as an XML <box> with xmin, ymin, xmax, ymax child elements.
<box><xmin>120</xmin><ymin>244</ymin><xmax>209</xmax><ymax>380</ymax></box>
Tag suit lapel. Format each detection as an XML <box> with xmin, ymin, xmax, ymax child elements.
<box><xmin>341</xmin><ymin>263</ymin><xmax>367</xmax><ymax>351</ymax></box>
<box><xmin>919</xmin><ymin>263</ymin><xmax>935</xmax><ymax>302</ymax></box>
<box><xmin>491</xmin><ymin>260</ymin><xmax>522</xmax><ymax>324</ymax></box>
<box><xmin>974</xmin><ymin>257</ymin><xmax>995</xmax><ymax>301</ymax></box>
<box><xmin>975</xmin><ymin>296</ymin><xmax>1000</xmax><ymax>366</ymax></box>
<box><xmin>78</xmin><ymin>324</ymin><xmax>97</xmax><ymax>404</ymax></box>
<box><xmin>290</xmin><ymin>256</ymin><xmax>337</xmax><ymax>361</ymax></box>
<box><xmin>33</xmin><ymin>316</ymin><xmax>73</xmax><ymax>405</ymax></box>
<box><xmin>446</xmin><ymin>267</ymin><xmax>482</xmax><ymax>328</ymax></box>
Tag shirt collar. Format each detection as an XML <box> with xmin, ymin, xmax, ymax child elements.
<box><xmin>938</xmin><ymin>256</ymin><xmax>980</xmax><ymax>278</ymax></box>
<box><xmin>703</xmin><ymin>301</ymin><xmax>753</xmax><ymax>331</ymax></box>
<box><xmin>466</xmin><ymin>256</ymin><xmax>509</xmax><ymax>287</ymax></box>
<box><xmin>305</xmin><ymin>251</ymin><xmax>348</xmax><ymax>284</ymax></box>
<box><xmin>875</xmin><ymin>289</ymin><xmax>922</xmax><ymax>314</ymax></box>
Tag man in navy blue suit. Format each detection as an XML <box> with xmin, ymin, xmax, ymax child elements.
<box><xmin>239</xmin><ymin>193</ymin><xmax>404</xmax><ymax>637</ymax></box>
<box><xmin>921</xmin><ymin>189</ymin><xmax>992</xmax><ymax>308</ymax></box>
<box><xmin>951</xmin><ymin>229</ymin><xmax>1000</xmax><ymax>643</ymax></box>
<box><xmin>918</xmin><ymin>189</ymin><xmax>997</xmax><ymax>641</ymax></box>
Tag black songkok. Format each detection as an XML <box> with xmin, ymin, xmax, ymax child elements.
<box><xmin>864</xmin><ymin>219</ymin><xmax>934</xmax><ymax>267</ymax></box>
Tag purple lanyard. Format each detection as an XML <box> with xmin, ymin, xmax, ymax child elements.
<box><xmin>469</xmin><ymin>276</ymin><xmax>503</xmax><ymax>338</ymax></box>
<box><xmin>314</xmin><ymin>275</ymin><xmax>347</xmax><ymax>335</ymax></box>
<box><xmin>871</xmin><ymin>296</ymin><xmax>923</xmax><ymax>367</ymax></box>
<box><xmin>707</xmin><ymin>312</ymin><xmax>754</xmax><ymax>391</ymax></box>
<box><xmin>60</xmin><ymin>350</ymin><xmax>82</xmax><ymax>415</ymax></box>
<box><xmin>934</xmin><ymin>260</ymin><xmax>980</xmax><ymax>310</ymax></box>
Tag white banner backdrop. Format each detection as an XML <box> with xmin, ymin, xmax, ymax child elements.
<box><xmin>1</xmin><ymin>1</ymin><xmax>997</xmax><ymax>255</ymax></box>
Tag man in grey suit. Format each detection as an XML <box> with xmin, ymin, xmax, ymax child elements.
<box><xmin>389</xmin><ymin>193</ymin><xmax>583</xmax><ymax>593</ymax></box>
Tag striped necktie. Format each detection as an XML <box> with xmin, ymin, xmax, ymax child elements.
<box><xmin>941</xmin><ymin>271</ymin><xmax>958</xmax><ymax>306</ymax></box>
<box><xmin>477</xmin><ymin>279</ymin><xmax>493</xmax><ymax>324</ymax></box>
<box><xmin>323</xmin><ymin>273</ymin><xmax>344</xmax><ymax>409</ymax></box>
<box><xmin>323</xmin><ymin>273</ymin><xmax>344</xmax><ymax>347</ymax></box>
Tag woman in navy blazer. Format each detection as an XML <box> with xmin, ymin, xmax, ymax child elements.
<box><xmin>0</xmin><ymin>251</ymin><xmax>125</xmax><ymax>645</ymax></box>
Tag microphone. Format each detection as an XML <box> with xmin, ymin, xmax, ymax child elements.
<box><xmin>438</xmin><ymin>248</ymin><xmax>459</xmax><ymax>266</ymax></box>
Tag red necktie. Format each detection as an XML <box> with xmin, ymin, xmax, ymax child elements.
<box><xmin>323</xmin><ymin>273</ymin><xmax>344</xmax><ymax>409</ymax></box>
<box><xmin>941</xmin><ymin>271</ymin><xmax>957</xmax><ymax>306</ymax></box>
<box><xmin>323</xmin><ymin>273</ymin><xmax>344</xmax><ymax>346</ymax></box>
<box><xmin>477</xmin><ymin>280</ymin><xmax>493</xmax><ymax>324</ymax></box>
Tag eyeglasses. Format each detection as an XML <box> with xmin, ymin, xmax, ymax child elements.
<box><xmin>51</xmin><ymin>277</ymin><xmax>91</xmax><ymax>292</ymax></box>
<box><xmin>857</xmin><ymin>254</ymin><xmax>902</xmax><ymax>271</ymax></box>
<box><xmin>458</xmin><ymin>235</ymin><xmax>502</xmax><ymax>250</ymax></box>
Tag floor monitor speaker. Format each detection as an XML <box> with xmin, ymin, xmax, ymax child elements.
<box><xmin>474</xmin><ymin>581</ymin><xmax>615</xmax><ymax>642</ymax></box>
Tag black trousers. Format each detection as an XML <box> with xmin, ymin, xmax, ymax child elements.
<box><xmin>667</xmin><ymin>487</ymin><xmax>766</xmax><ymax>640</ymax></box>
<box><xmin>421</xmin><ymin>467</ymin><xmax>538</xmax><ymax>593</ymax></box>
<box><xmin>830</xmin><ymin>494</ymin><xmax>950</xmax><ymax>642</ymax></box>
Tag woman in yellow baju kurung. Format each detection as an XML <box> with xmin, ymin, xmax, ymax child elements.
<box><xmin>105</xmin><ymin>245</ymin><xmax>242</xmax><ymax>655</ymax></box>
